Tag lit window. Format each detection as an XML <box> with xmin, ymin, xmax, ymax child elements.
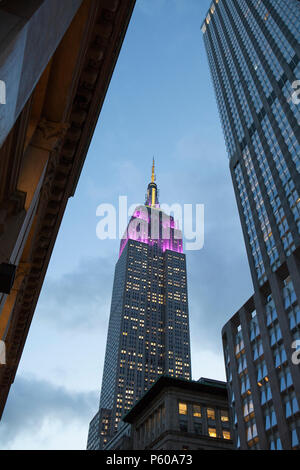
<box><xmin>207</xmin><ymin>408</ymin><xmax>215</xmax><ymax>420</ymax></box>
<box><xmin>179</xmin><ymin>402</ymin><xmax>187</xmax><ymax>415</ymax></box>
<box><xmin>208</xmin><ymin>428</ymin><xmax>217</xmax><ymax>438</ymax></box>
<box><xmin>221</xmin><ymin>410</ymin><xmax>229</xmax><ymax>422</ymax></box>
<box><xmin>223</xmin><ymin>430</ymin><xmax>231</xmax><ymax>440</ymax></box>
<box><xmin>193</xmin><ymin>405</ymin><xmax>201</xmax><ymax>418</ymax></box>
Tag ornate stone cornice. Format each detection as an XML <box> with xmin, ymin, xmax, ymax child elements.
<box><xmin>0</xmin><ymin>0</ymin><xmax>136</xmax><ymax>419</ymax></box>
<box><xmin>31</xmin><ymin>119</ymin><xmax>70</xmax><ymax>152</ymax></box>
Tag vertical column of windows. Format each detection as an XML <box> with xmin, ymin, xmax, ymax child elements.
<box><xmin>262</xmin><ymin>115</ymin><xmax>300</xmax><ymax>237</ymax></box>
<box><xmin>216</xmin><ymin>3</ymin><xmax>255</xmax><ymax>128</ymax></box>
<box><xmin>228</xmin><ymin>0</ymin><xmax>273</xmax><ymax>98</ymax></box>
<box><xmin>267</xmin><ymin>0</ymin><xmax>300</xmax><ymax>41</ymax></box>
<box><xmin>210</xmin><ymin>11</ymin><xmax>245</xmax><ymax>143</ymax></box>
<box><xmin>203</xmin><ymin>32</ymin><xmax>236</xmax><ymax>157</ymax></box>
<box><xmin>251</xmin><ymin>0</ymin><xmax>296</xmax><ymax>64</ymax></box>
<box><xmin>235</xmin><ymin>163</ymin><xmax>266</xmax><ymax>284</ymax></box>
<box><xmin>165</xmin><ymin>253</ymin><xmax>190</xmax><ymax>380</ymax></box>
<box><xmin>271</xmin><ymin>99</ymin><xmax>300</xmax><ymax>172</ymax></box>
<box><xmin>243</xmin><ymin>147</ymin><xmax>277</xmax><ymax>280</ymax></box>
<box><xmin>235</xmin><ymin>327</ymin><xmax>259</xmax><ymax>449</ymax></box>
<box><xmin>282</xmin><ymin>71</ymin><xmax>300</xmax><ymax>127</ymax></box>
<box><xmin>239</xmin><ymin>0</ymin><xmax>284</xmax><ymax>81</ymax></box>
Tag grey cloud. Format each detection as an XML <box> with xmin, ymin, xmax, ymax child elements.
<box><xmin>38</xmin><ymin>256</ymin><xmax>116</xmax><ymax>331</ymax></box>
<box><xmin>0</xmin><ymin>375</ymin><xmax>98</xmax><ymax>448</ymax></box>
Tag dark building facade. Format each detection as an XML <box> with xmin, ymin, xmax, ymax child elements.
<box><xmin>0</xmin><ymin>0</ymin><xmax>135</xmax><ymax>419</ymax></box>
<box><xmin>202</xmin><ymin>0</ymin><xmax>300</xmax><ymax>450</ymax></box>
<box><xmin>118</xmin><ymin>376</ymin><xmax>233</xmax><ymax>451</ymax></box>
<box><xmin>87</xmin><ymin>163</ymin><xmax>192</xmax><ymax>449</ymax></box>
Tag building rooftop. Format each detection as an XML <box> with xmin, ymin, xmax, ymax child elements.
<box><xmin>123</xmin><ymin>375</ymin><xmax>228</xmax><ymax>423</ymax></box>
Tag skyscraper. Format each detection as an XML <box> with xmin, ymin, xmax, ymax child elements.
<box><xmin>87</xmin><ymin>162</ymin><xmax>192</xmax><ymax>449</ymax></box>
<box><xmin>202</xmin><ymin>0</ymin><xmax>300</xmax><ymax>450</ymax></box>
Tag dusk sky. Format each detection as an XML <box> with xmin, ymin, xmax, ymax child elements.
<box><xmin>0</xmin><ymin>0</ymin><xmax>253</xmax><ymax>450</ymax></box>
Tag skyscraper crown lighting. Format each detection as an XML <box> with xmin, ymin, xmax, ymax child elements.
<box><xmin>119</xmin><ymin>161</ymin><xmax>183</xmax><ymax>257</ymax></box>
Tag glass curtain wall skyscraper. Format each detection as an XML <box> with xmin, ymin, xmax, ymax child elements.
<box><xmin>87</xmin><ymin>162</ymin><xmax>191</xmax><ymax>449</ymax></box>
<box><xmin>202</xmin><ymin>0</ymin><xmax>300</xmax><ymax>450</ymax></box>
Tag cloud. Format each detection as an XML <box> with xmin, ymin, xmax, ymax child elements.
<box><xmin>38</xmin><ymin>256</ymin><xmax>115</xmax><ymax>331</ymax></box>
<box><xmin>0</xmin><ymin>374</ymin><xmax>98</xmax><ymax>449</ymax></box>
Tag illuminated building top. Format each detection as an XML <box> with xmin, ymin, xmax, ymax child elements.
<box><xmin>119</xmin><ymin>161</ymin><xmax>183</xmax><ymax>257</ymax></box>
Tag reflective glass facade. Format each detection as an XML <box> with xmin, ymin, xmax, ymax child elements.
<box><xmin>202</xmin><ymin>0</ymin><xmax>300</xmax><ymax>287</ymax></box>
<box><xmin>202</xmin><ymin>0</ymin><xmax>300</xmax><ymax>450</ymax></box>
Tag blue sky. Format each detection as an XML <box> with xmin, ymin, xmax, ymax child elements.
<box><xmin>0</xmin><ymin>0</ymin><xmax>253</xmax><ymax>449</ymax></box>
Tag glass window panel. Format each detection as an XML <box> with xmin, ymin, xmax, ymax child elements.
<box><xmin>221</xmin><ymin>410</ymin><xmax>229</xmax><ymax>422</ymax></box>
<box><xmin>207</xmin><ymin>408</ymin><xmax>215</xmax><ymax>420</ymax></box>
<box><xmin>208</xmin><ymin>427</ymin><xmax>217</xmax><ymax>438</ymax></box>
<box><xmin>223</xmin><ymin>430</ymin><xmax>231</xmax><ymax>440</ymax></box>
<box><xmin>193</xmin><ymin>405</ymin><xmax>201</xmax><ymax>418</ymax></box>
<box><xmin>179</xmin><ymin>402</ymin><xmax>187</xmax><ymax>415</ymax></box>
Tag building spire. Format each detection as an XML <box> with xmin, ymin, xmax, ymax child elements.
<box><xmin>145</xmin><ymin>158</ymin><xmax>159</xmax><ymax>208</ymax></box>
<box><xmin>151</xmin><ymin>157</ymin><xmax>155</xmax><ymax>183</ymax></box>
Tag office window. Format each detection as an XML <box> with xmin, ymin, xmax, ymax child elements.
<box><xmin>194</xmin><ymin>422</ymin><xmax>202</xmax><ymax>435</ymax></box>
<box><xmin>193</xmin><ymin>405</ymin><xmax>201</xmax><ymax>418</ymax></box>
<box><xmin>208</xmin><ymin>427</ymin><xmax>217</xmax><ymax>438</ymax></box>
<box><xmin>207</xmin><ymin>408</ymin><xmax>215</xmax><ymax>420</ymax></box>
<box><xmin>179</xmin><ymin>417</ymin><xmax>188</xmax><ymax>432</ymax></box>
<box><xmin>223</xmin><ymin>430</ymin><xmax>231</xmax><ymax>440</ymax></box>
<box><xmin>221</xmin><ymin>410</ymin><xmax>229</xmax><ymax>422</ymax></box>
<box><xmin>179</xmin><ymin>402</ymin><xmax>187</xmax><ymax>415</ymax></box>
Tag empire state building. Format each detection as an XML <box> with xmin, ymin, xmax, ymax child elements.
<box><xmin>87</xmin><ymin>162</ymin><xmax>192</xmax><ymax>449</ymax></box>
